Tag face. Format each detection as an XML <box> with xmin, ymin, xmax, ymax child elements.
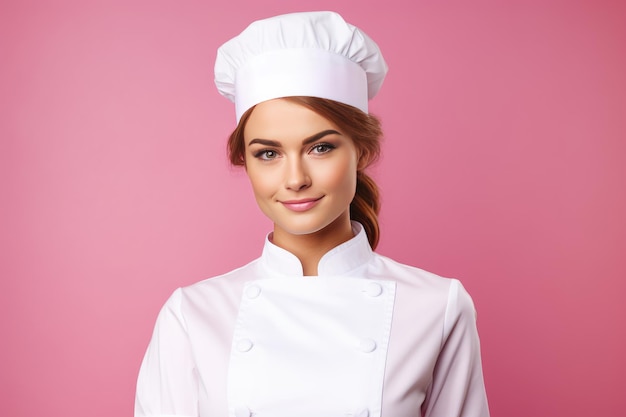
<box><xmin>243</xmin><ymin>99</ymin><xmax>359</xmax><ymax>238</ymax></box>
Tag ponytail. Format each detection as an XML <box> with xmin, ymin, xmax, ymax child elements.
<box><xmin>351</xmin><ymin>171</ymin><xmax>381</xmax><ymax>249</ymax></box>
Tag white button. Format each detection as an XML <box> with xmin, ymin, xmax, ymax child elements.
<box><xmin>354</xmin><ymin>408</ymin><xmax>370</xmax><ymax>417</ymax></box>
<box><xmin>245</xmin><ymin>284</ymin><xmax>261</xmax><ymax>299</ymax></box>
<box><xmin>357</xmin><ymin>338</ymin><xmax>377</xmax><ymax>353</ymax></box>
<box><xmin>236</xmin><ymin>339</ymin><xmax>253</xmax><ymax>352</ymax></box>
<box><xmin>364</xmin><ymin>282</ymin><xmax>383</xmax><ymax>297</ymax></box>
<box><xmin>234</xmin><ymin>406</ymin><xmax>251</xmax><ymax>417</ymax></box>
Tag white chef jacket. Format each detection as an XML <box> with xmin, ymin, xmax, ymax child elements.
<box><xmin>135</xmin><ymin>222</ymin><xmax>489</xmax><ymax>417</ymax></box>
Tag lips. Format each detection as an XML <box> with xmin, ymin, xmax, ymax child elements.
<box><xmin>280</xmin><ymin>196</ymin><xmax>323</xmax><ymax>212</ymax></box>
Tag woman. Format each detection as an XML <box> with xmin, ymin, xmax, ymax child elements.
<box><xmin>135</xmin><ymin>11</ymin><xmax>490</xmax><ymax>417</ymax></box>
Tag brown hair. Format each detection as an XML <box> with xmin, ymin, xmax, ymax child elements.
<box><xmin>227</xmin><ymin>97</ymin><xmax>383</xmax><ymax>249</ymax></box>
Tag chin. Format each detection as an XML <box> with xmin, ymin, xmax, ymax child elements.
<box><xmin>276</xmin><ymin>221</ymin><xmax>331</xmax><ymax>236</ymax></box>
<box><xmin>274</xmin><ymin>211</ymin><xmax>350</xmax><ymax>238</ymax></box>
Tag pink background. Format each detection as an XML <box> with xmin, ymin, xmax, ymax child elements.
<box><xmin>1</xmin><ymin>0</ymin><xmax>625</xmax><ymax>416</ymax></box>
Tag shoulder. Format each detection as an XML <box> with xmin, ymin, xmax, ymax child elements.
<box><xmin>369</xmin><ymin>253</ymin><xmax>477</xmax><ymax>327</ymax></box>
<box><xmin>369</xmin><ymin>252</ymin><xmax>455</xmax><ymax>294</ymax></box>
<box><xmin>187</xmin><ymin>256</ymin><xmax>262</xmax><ymax>289</ymax></box>
<box><xmin>160</xmin><ymin>257</ymin><xmax>262</xmax><ymax>315</ymax></box>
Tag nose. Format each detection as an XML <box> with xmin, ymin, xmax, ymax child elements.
<box><xmin>284</xmin><ymin>158</ymin><xmax>311</xmax><ymax>191</ymax></box>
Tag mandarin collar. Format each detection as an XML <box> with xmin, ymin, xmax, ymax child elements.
<box><xmin>259</xmin><ymin>222</ymin><xmax>374</xmax><ymax>277</ymax></box>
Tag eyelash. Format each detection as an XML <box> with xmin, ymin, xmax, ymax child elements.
<box><xmin>310</xmin><ymin>142</ymin><xmax>336</xmax><ymax>154</ymax></box>
<box><xmin>253</xmin><ymin>149</ymin><xmax>279</xmax><ymax>160</ymax></box>
<box><xmin>252</xmin><ymin>142</ymin><xmax>336</xmax><ymax>161</ymax></box>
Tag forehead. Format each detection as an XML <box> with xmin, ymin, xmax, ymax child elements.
<box><xmin>243</xmin><ymin>99</ymin><xmax>339</xmax><ymax>142</ymax></box>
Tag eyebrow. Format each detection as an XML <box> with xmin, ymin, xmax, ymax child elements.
<box><xmin>247</xmin><ymin>129</ymin><xmax>341</xmax><ymax>147</ymax></box>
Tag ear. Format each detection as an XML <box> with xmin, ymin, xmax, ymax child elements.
<box><xmin>356</xmin><ymin>149</ymin><xmax>371</xmax><ymax>171</ymax></box>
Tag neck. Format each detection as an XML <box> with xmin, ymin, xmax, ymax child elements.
<box><xmin>271</xmin><ymin>211</ymin><xmax>354</xmax><ymax>276</ymax></box>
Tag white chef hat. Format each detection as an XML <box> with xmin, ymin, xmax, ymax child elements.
<box><xmin>214</xmin><ymin>11</ymin><xmax>388</xmax><ymax>123</ymax></box>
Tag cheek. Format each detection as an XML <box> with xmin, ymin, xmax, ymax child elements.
<box><xmin>321</xmin><ymin>156</ymin><xmax>358</xmax><ymax>196</ymax></box>
<box><xmin>246</xmin><ymin>167</ymin><xmax>273</xmax><ymax>199</ymax></box>
<box><xmin>246</xmin><ymin>166</ymin><xmax>281</xmax><ymax>203</ymax></box>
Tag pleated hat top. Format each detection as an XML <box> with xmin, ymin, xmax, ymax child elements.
<box><xmin>214</xmin><ymin>11</ymin><xmax>388</xmax><ymax>122</ymax></box>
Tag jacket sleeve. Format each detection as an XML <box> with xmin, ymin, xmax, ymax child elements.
<box><xmin>135</xmin><ymin>288</ymin><xmax>198</xmax><ymax>417</ymax></box>
<box><xmin>422</xmin><ymin>280</ymin><xmax>490</xmax><ymax>417</ymax></box>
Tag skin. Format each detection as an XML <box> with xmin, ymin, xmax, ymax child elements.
<box><xmin>243</xmin><ymin>98</ymin><xmax>359</xmax><ymax>276</ymax></box>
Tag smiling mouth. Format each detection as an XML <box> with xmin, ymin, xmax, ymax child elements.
<box><xmin>280</xmin><ymin>197</ymin><xmax>323</xmax><ymax>212</ymax></box>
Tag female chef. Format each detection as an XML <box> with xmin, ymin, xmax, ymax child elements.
<box><xmin>135</xmin><ymin>11</ymin><xmax>490</xmax><ymax>417</ymax></box>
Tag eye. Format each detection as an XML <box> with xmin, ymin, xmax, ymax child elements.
<box><xmin>253</xmin><ymin>149</ymin><xmax>279</xmax><ymax>161</ymax></box>
<box><xmin>310</xmin><ymin>143</ymin><xmax>335</xmax><ymax>154</ymax></box>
